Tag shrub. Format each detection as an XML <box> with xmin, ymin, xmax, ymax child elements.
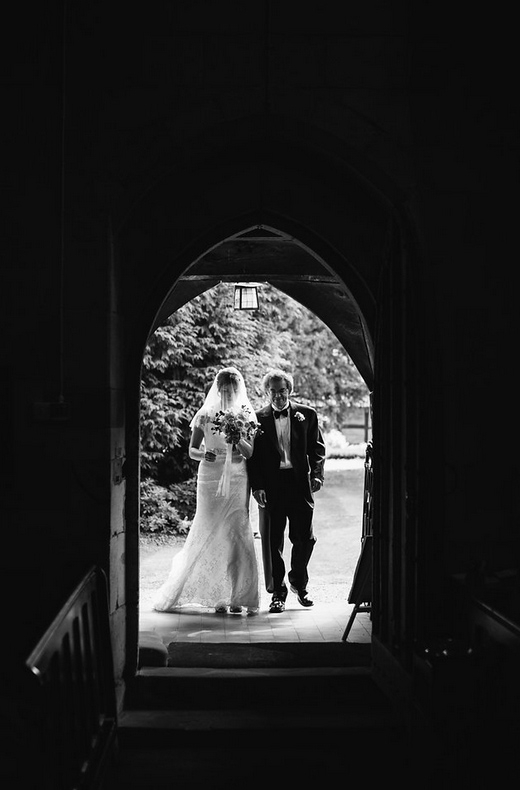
<box><xmin>324</xmin><ymin>429</ymin><xmax>367</xmax><ymax>459</ymax></box>
<box><xmin>140</xmin><ymin>478</ymin><xmax>192</xmax><ymax>538</ymax></box>
<box><xmin>167</xmin><ymin>477</ymin><xmax>198</xmax><ymax>521</ymax></box>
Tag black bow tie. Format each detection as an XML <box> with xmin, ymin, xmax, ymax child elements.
<box><xmin>273</xmin><ymin>408</ymin><xmax>289</xmax><ymax>419</ymax></box>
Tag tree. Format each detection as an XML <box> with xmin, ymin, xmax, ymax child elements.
<box><xmin>285</xmin><ymin>306</ymin><xmax>369</xmax><ymax>430</ymax></box>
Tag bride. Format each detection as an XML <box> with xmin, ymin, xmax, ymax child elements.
<box><xmin>152</xmin><ymin>366</ymin><xmax>261</xmax><ymax>614</ymax></box>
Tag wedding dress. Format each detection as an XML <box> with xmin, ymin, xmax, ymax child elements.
<box><xmin>152</xmin><ymin>405</ymin><xmax>260</xmax><ymax>612</ymax></box>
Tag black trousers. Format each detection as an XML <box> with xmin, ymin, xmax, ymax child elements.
<box><xmin>267</xmin><ymin>468</ymin><xmax>316</xmax><ymax>594</ymax></box>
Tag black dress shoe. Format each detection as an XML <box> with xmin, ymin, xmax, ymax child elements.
<box><xmin>269</xmin><ymin>596</ymin><xmax>285</xmax><ymax>613</ymax></box>
<box><xmin>272</xmin><ymin>586</ymin><xmax>287</xmax><ymax>602</ymax></box>
<box><xmin>290</xmin><ymin>584</ymin><xmax>314</xmax><ymax>607</ymax></box>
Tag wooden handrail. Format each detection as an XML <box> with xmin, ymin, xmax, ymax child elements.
<box><xmin>24</xmin><ymin>566</ymin><xmax>117</xmax><ymax>789</ymax></box>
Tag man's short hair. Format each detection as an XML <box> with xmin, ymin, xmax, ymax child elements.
<box><xmin>262</xmin><ymin>368</ymin><xmax>294</xmax><ymax>393</ymax></box>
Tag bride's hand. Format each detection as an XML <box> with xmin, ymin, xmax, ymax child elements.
<box><xmin>204</xmin><ymin>450</ymin><xmax>216</xmax><ymax>462</ymax></box>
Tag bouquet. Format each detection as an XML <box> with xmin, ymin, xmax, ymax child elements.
<box><xmin>210</xmin><ymin>406</ymin><xmax>258</xmax><ymax>497</ymax></box>
<box><xmin>210</xmin><ymin>406</ymin><xmax>258</xmax><ymax>446</ymax></box>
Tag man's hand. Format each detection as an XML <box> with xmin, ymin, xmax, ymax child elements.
<box><xmin>253</xmin><ymin>489</ymin><xmax>267</xmax><ymax>508</ymax></box>
<box><xmin>311</xmin><ymin>478</ymin><xmax>323</xmax><ymax>492</ymax></box>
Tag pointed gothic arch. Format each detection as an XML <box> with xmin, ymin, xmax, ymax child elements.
<box><xmin>117</xmin><ymin>133</ymin><xmax>441</xmax><ymax>692</ymax></box>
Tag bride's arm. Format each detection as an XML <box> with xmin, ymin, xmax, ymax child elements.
<box><xmin>189</xmin><ymin>426</ymin><xmax>216</xmax><ymax>462</ymax></box>
<box><xmin>188</xmin><ymin>427</ymin><xmax>204</xmax><ymax>461</ymax></box>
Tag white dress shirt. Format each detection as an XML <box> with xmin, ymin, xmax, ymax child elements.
<box><xmin>273</xmin><ymin>405</ymin><xmax>293</xmax><ymax>469</ymax></box>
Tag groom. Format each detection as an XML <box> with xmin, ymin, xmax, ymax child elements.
<box><xmin>247</xmin><ymin>368</ymin><xmax>326</xmax><ymax>613</ymax></box>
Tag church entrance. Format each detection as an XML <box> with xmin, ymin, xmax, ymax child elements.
<box><xmin>134</xmin><ymin>237</ymin><xmax>374</xmax><ymax>663</ymax></box>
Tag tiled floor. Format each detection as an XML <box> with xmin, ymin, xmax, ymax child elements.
<box><xmin>140</xmin><ymin>595</ymin><xmax>372</xmax><ymax>645</ymax></box>
<box><xmin>139</xmin><ymin>457</ymin><xmax>370</xmax><ymax>649</ymax></box>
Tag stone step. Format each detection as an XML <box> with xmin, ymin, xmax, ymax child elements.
<box><xmin>124</xmin><ymin>666</ymin><xmax>388</xmax><ymax>711</ymax></box>
<box><xmin>118</xmin><ymin>702</ymin><xmax>405</xmax><ymax>748</ymax></box>
<box><xmin>108</xmin><ymin>713</ymin><xmax>411</xmax><ymax>790</ymax></box>
<box><xmin>112</xmin><ymin>666</ymin><xmax>409</xmax><ymax>788</ymax></box>
<box><xmin>139</xmin><ymin>636</ymin><xmax>373</xmax><ymax>670</ymax></box>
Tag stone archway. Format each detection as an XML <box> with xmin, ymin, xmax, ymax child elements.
<box><xmin>118</xmin><ymin>137</ymin><xmax>434</xmax><ymax>683</ymax></box>
<box><xmin>122</xmin><ymin>220</ymin><xmax>377</xmax><ymax>676</ymax></box>
<box><xmin>153</xmin><ymin>223</ymin><xmax>375</xmax><ymax>388</ymax></box>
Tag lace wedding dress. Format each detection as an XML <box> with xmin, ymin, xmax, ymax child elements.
<box><xmin>152</xmin><ymin>416</ymin><xmax>260</xmax><ymax>612</ymax></box>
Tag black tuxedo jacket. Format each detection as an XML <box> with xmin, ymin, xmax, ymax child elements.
<box><xmin>247</xmin><ymin>401</ymin><xmax>325</xmax><ymax>505</ymax></box>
